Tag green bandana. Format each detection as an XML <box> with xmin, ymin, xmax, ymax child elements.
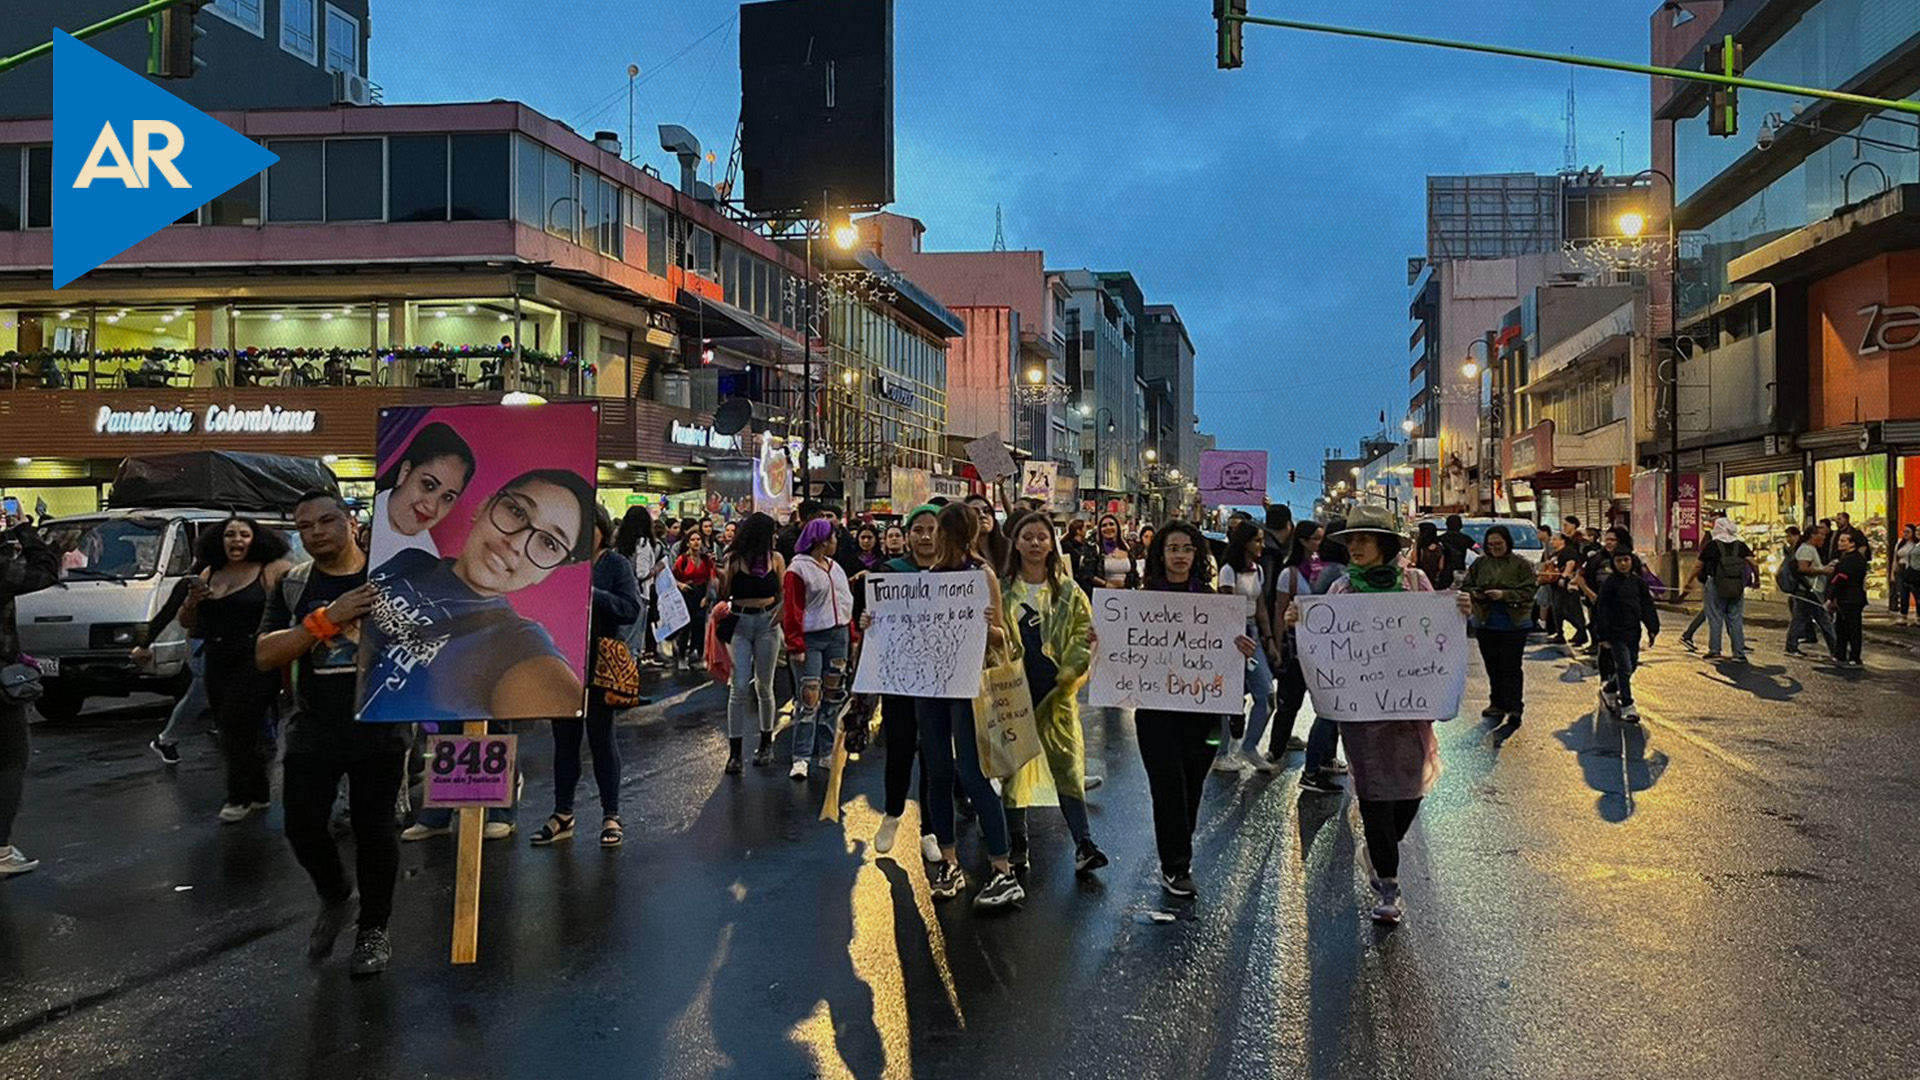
<box><xmin>1347</xmin><ymin>564</ymin><xmax>1404</xmax><ymax>593</ymax></box>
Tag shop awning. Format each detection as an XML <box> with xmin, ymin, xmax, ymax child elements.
<box><xmin>676</xmin><ymin>290</ymin><xmax>809</xmax><ymax>369</ymax></box>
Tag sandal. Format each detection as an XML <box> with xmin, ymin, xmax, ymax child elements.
<box><xmin>530</xmin><ymin>814</ymin><xmax>575</xmax><ymax>846</ymax></box>
<box><xmin>600</xmin><ymin>817</ymin><xmax>623</xmax><ymax>847</ymax></box>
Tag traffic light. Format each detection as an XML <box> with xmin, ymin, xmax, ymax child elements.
<box><xmin>1288</xmin><ymin>469</ymin><xmax>1297</xmax><ymax>484</ymax></box>
<box><xmin>149</xmin><ymin>1</ymin><xmax>208</xmax><ymax>80</ymax></box>
<box><xmin>1705</xmin><ymin>35</ymin><xmax>1743</xmax><ymax>137</ymax></box>
<box><xmin>1215</xmin><ymin>0</ymin><xmax>1246</xmax><ymax>69</ymax></box>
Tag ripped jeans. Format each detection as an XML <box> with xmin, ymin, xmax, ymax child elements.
<box><xmin>789</xmin><ymin>625</ymin><xmax>852</xmax><ymax>765</ymax></box>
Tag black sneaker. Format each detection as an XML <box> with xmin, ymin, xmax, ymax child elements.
<box><xmin>1505</xmin><ymin>712</ymin><xmax>1523</xmax><ymax>727</ymax></box>
<box><xmin>307</xmin><ymin>898</ymin><xmax>356</xmax><ymax>960</ymax></box>
<box><xmin>150</xmin><ymin>739</ymin><xmax>181</xmax><ymax>764</ymax></box>
<box><xmin>1299</xmin><ymin>771</ymin><xmax>1343</xmax><ymax>795</ymax></box>
<box><xmin>973</xmin><ymin>869</ymin><xmax>1026</xmax><ymax>909</ymax></box>
<box><xmin>349</xmin><ymin>927</ymin><xmax>392</xmax><ymax>978</ymax></box>
<box><xmin>1284</xmin><ymin>736</ymin><xmax>1307</xmax><ymax>752</ymax></box>
<box><xmin>1073</xmin><ymin>839</ymin><xmax>1109</xmax><ymax>874</ymax></box>
<box><xmin>1161</xmin><ymin>870</ymin><xmax>1196</xmax><ymax>898</ymax></box>
<box><xmin>751</xmin><ymin>741</ymin><xmax>774</xmax><ymax>768</ymax></box>
<box><xmin>1007</xmin><ymin>838</ymin><xmax>1030</xmax><ymax>873</ymax></box>
<box><xmin>1479</xmin><ymin>707</ymin><xmax>1503</xmax><ymax>720</ymax></box>
<box><xmin>723</xmin><ymin>756</ymin><xmax>743</xmax><ymax>776</ymax></box>
<box><xmin>928</xmin><ymin>861</ymin><xmax>966</xmax><ymax>901</ymax></box>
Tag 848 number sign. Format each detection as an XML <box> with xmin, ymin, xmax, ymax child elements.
<box><xmin>422</xmin><ymin>734</ymin><xmax>518</xmax><ymax>808</ymax></box>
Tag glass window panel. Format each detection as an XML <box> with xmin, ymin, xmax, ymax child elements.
<box><xmin>514</xmin><ymin>136</ymin><xmax>543</xmax><ymax>227</ymax></box>
<box><xmin>324</xmin><ymin>138</ymin><xmax>383</xmax><ymax>221</ymax></box>
<box><xmin>387</xmin><ymin>135</ymin><xmax>448</xmax><ymax>223</ymax></box>
<box><xmin>280</xmin><ymin>0</ymin><xmax>317</xmax><ymax>62</ymax></box>
<box><xmin>0</xmin><ymin>148</ymin><xmax>19</xmax><ymax>231</ymax></box>
<box><xmin>544</xmin><ymin>150</ymin><xmax>575</xmax><ymax>241</ymax></box>
<box><xmin>209</xmin><ymin>172</ymin><xmax>261</xmax><ymax>226</ymax></box>
<box><xmin>25</xmin><ymin>145</ymin><xmax>50</xmax><ymax>228</ymax></box>
<box><xmin>324</xmin><ymin>6</ymin><xmax>359</xmax><ymax>75</ymax></box>
<box><xmin>450</xmin><ymin>134</ymin><xmax>510</xmax><ymax>220</ymax></box>
<box><xmin>577</xmin><ymin>173</ymin><xmax>601</xmax><ymax>252</ymax></box>
<box><xmin>265</xmin><ymin>140</ymin><xmax>323</xmax><ymax>222</ymax></box>
<box><xmin>645</xmin><ymin>202</ymin><xmax>668</xmax><ymax>275</ymax></box>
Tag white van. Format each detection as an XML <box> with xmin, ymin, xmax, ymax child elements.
<box><xmin>16</xmin><ymin>509</ymin><xmax>299</xmax><ymax>720</ymax></box>
<box><xmin>1424</xmin><ymin>517</ymin><xmax>1548</xmax><ymax>569</ymax></box>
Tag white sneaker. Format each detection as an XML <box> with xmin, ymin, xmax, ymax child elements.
<box><xmin>1211</xmin><ymin>750</ymin><xmax>1245</xmax><ymax>774</ymax></box>
<box><xmin>483</xmin><ymin>821</ymin><xmax>515</xmax><ymax>841</ymax></box>
<box><xmin>218</xmin><ymin>803</ymin><xmax>255</xmax><ymax>823</ymax></box>
<box><xmin>400</xmin><ymin>822</ymin><xmax>452</xmax><ymax>842</ymax></box>
<box><xmin>0</xmin><ymin>846</ymin><xmax>40</xmax><ymax>875</ymax></box>
<box><xmin>919</xmin><ymin>833</ymin><xmax>943</xmax><ymax>863</ymax></box>
<box><xmin>874</xmin><ymin>815</ymin><xmax>901</xmax><ymax>855</ymax></box>
<box><xmin>1246</xmin><ymin>751</ymin><xmax>1279</xmax><ymax>774</ymax></box>
<box><xmin>789</xmin><ymin>759</ymin><xmax>810</xmax><ymax>780</ymax></box>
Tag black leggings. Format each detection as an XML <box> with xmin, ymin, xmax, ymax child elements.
<box><xmin>0</xmin><ymin>702</ymin><xmax>27</xmax><ymax>847</ymax></box>
<box><xmin>1266</xmin><ymin>652</ymin><xmax>1309</xmax><ymax>756</ymax></box>
<box><xmin>1357</xmin><ymin>797</ymin><xmax>1423</xmax><ymax>881</ymax></box>
<box><xmin>1135</xmin><ymin>709</ymin><xmax>1216</xmax><ymax>876</ymax></box>
<box><xmin>1475</xmin><ymin>628</ymin><xmax>1529</xmax><ymax>715</ymax></box>
<box><xmin>206</xmin><ymin>645</ymin><xmax>274</xmax><ymax>806</ymax></box>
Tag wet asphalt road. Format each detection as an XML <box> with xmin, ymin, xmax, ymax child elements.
<box><xmin>4</xmin><ymin>628</ymin><xmax>1920</xmax><ymax>1080</ymax></box>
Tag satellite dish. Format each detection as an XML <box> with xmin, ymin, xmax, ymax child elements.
<box><xmin>713</xmin><ymin>396</ymin><xmax>753</xmax><ymax>436</ymax></box>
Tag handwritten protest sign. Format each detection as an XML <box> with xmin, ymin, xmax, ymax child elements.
<box><xmin>1087</xmin><ymin>589</ymin><xmax>1245</xmax><ymax>713</ymax></box>
<box><xmin>1021</xmin><ymin>460</ymin><xmax>1058</xmax><ymax>501</ymax></box>
<box><xmin>852</xmin><ymin>571</ymin><xmax>991</xmax><ymax>698</ymax></box>
<box><xmin>1199</xmin><ymin>449</ymin><xmax>1268</xmax><ymax>507</ymax></box>
<box><xmin>965</xmin><ymin>432</ymin><xmax>1018</xmax><ymax>482</ymax></box>
<box><xmin>652</xmin><ymin>564</ymin><xmax>691</xmax><ymax>643</ymax></box>
<box><xmin>1292</xmin><ymin>592</ymin><xmax>1468</xmax><ymax>722</ymax></box>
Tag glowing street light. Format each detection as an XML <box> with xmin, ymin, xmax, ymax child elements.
<box><xmin>1616</xmin><ymin>210</ymin><xmax>1648</xmax><ymax>238</ymax></box>
<box><xmin>1402</xmin><ymin>418</ymin><xmax>1416</xmax><ymax>434</ymax></box>
<box><xmin>1025</xmin><ymin>366</ymin><xmax>1045</xmax><ymax>385</ymax></box>
<box><xmin>831</xmin><ymin>220</ymin><xmax>861</xmax><ymax>250</ymax></box>
<box><xmin>1461</xmin><ymin>359</ymin><xmax>1481</xmax><ymax>379</ymax></box>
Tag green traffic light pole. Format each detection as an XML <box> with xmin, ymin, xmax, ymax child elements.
<box><xmin>1214</xmin><ymin>11</ymin><xmax>1920</xmax><ymax>118</ymax></box>
<box><xmin>0</xmin><ymin>0</ymin><xmax>198</xmax><ymax>76</ymax></box>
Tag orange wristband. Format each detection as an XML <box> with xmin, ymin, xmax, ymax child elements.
<box><xmin>303</xmin><ymin>609</ymin><xmax>340</xmax><ymax>641</ymax></box>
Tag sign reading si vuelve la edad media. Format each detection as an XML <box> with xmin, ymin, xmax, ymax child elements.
<box><xmin>1086</xmin><ymin>589</ymin><xmax>1245</xmax><ymax>713</ymax></box>
<box><xmin>94</xmin><ymin>404</ymin><xmax>319</xmax><ymax>435</ymax></box>
<box><xmin>1292</xmin><ymin>592</ymin><xmax>1468</xmax><ymax>722</ymax></box>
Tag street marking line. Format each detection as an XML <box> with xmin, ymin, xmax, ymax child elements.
<box><xmin>1636</xmin><ymin>707</ymin><xmax>1768</xmax><ymax>783</ymax></box>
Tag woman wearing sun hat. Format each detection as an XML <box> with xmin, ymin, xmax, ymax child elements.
<box><xmin>1290</xmin><ymin>505</ymin><xmax>1470</xmax><ymax>927</ymax></box>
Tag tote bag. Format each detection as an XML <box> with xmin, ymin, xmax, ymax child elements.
<box><xmin>973</xmin><ymin>647</ymin><xmax>1042</xmax><ymax>780</ymax></box>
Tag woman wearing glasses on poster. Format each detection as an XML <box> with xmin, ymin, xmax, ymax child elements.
<box><xmin>358</xmin><ymin>470</ymin><xmax>596</xmax><ymax>722</ymax></box>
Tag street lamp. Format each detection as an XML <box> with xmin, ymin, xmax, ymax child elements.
<box><xmin>1145</xmin><ymin>447</ymin><xmax>1159</xmax><ymax>464</ymax></box>
<box><xmin>831</xmin><ymin>218</ymin><xmax>861</xmax><ymax>251</ymax></box>
<box><xmin>1615</xmin><ymin>167</ymin><xmax>1683</xmax><ymax>583</ymax></box>
<box><xmin>1025</xmin><ymin>366</ymin><xmax>1045</xmax><ymax>385</ymax></box>
<box><xmin>1402</xmin><ymin>418</ymin><xmax>1416</xmax><ymax>434</ymax></box>
<box><xmin>1616</xmin><ymin>210</ymin><xmax>1648</xmax><ymax>238</ymax></box>
<box><xmin>1461</xmin><ymin>359</ymin><xmax>1480</xmax><ymax>379</ymax></box>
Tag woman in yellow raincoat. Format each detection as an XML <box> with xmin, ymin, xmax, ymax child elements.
<box><xmin>1000</xmin><ymin>511</ymin><xmax>1109</xmax><ymax>877</ymax></box>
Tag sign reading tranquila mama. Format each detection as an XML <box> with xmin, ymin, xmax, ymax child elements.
<box><xmin>94</xmin><ymin>404</ymin><xmax>319</xmax><ymax>435</ymax></box>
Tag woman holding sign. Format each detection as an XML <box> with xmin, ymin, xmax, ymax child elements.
<box><xmin>999</xmin><ymin>512</ymin><xmax>1108</xmax><ymax>876</ymax></box>
<box><xmin>1294</xmin><ymin>506</ymin><xmax>1471</xmax><ymax>926</ymax></box>
<box><xmin>1134</xmin><ymin>521</ymin><xmax>1259</xmax><ymax>899</ymax></box>
<box><xmin>915</xmin><ymin>503</ymin><xmax>1024</xmax><ymax>909</ymax></box>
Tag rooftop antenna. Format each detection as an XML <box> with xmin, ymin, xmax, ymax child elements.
<box><xmin>1562</xmin><ymin>63</ymin><xmax>1578</xmax><ymax>172</ymax></box>
<box><xmin>991</xmin><ymin>205</ymin><xmax>1007</xmax><ymax>251</ymax></box>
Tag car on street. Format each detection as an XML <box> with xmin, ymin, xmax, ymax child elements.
<box><xmin>1417</xmin><ymin>516</ymin><xmax>1548</xmax><ymax>569</ymax></box>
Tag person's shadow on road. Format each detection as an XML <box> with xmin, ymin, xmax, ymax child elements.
<box><xmin>1697</xmin><ymin>659</ymin><xmax>1803</xmax><ymax>703</ymax></box>
<box><xmin>1554</xmin><ymin>710</ymin><xmax>1669</xmax><ymax>823</ymax></box>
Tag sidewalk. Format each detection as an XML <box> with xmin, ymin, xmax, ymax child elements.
<box><xmin>1656</xmin><ymin>593</ymin><xmax>1917</xmax><ymax>652</ymax></box>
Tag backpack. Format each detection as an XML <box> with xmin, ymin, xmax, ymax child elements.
<box><xmin>1773</xmin><ymin>545</ymin><xmax>1798</xmax><ymax>593</ymax></box>
<box><xmin>1710</xmin><ymin>542</ymin><xmax>1747</xmax><ymax>601</ymax></box>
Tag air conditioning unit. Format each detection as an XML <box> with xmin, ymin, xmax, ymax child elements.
<box><xmin>332</xmin><ymin>70</ymin><xmax>372</xmax><ymax>106</ymax></box>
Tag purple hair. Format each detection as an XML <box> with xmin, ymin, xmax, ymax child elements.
<box><xmin>796</xmin><ymin>518</ymin><xmax>837</xmax><ymax>555</ymax></box>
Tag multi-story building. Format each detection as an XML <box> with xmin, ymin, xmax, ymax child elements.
<box><xmin>1052</xmin><ymin>269</ymin><xmax>1139</xmax><ymax>510</ymax></box>
<box><xmin>851</xmin><ymin>212</ymin><xmax>1075</xmax><ymax>508</ymax></box>
<box><xmin>1139</xmin><ymin>304</ymin><xmax>1198</xmax><ymax>478</ymax></box>
<box><xmin>1653</xmin><ymin>0</ymin><xmax>1920</xmax><ymax>596</ymax></box>
<box><xmin>0</xmin><ymin>100</ymin><xmax>953</xmax><ymax>520</ymax></box>
<box><xmin>0</xmin><ymin>0</ymin><xmax>376</xmax><ymax>117</ymax></box>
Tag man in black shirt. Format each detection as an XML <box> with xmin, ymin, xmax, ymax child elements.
<box><xmin>257</xmin><ymin>491</ymin><xmax>409</xmax><ymax>977</ymax></box>
<box><xmin>1435</xmin><ymin>514</ymin><xmax>1476</xmax><ymax>589</ymax></box>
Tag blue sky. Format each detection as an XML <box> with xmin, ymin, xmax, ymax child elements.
<box><xmin>376</xmin><ymin>0</ymin><xmax>1655</xmax><ymax>510</ymax></box>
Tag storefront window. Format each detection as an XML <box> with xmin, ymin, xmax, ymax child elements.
<box><xmin>1723</xmin><ymin>471</ymin><xmax>1802</xmax><ymax>593</ymax></box>
<box><xmin>1816</xmin><ymin>455</ymin><xmax>1890</xmax><ymax>600</ymax></box>
<box><xmin>0</xmin><ymin>147</ymin><xmax>19</xmax><ymax>231</ymax></box>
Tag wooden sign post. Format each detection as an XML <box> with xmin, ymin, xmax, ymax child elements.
<box><xmin>452</xmin><ymin>720</ymin><xmax>486</xmax><ymax>964</ymax></box>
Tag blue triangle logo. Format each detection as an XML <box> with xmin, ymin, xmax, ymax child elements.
<box><xmin>52</xmin><ymin>30</ymin><xmax>278</xmax><ymax>288</ymax></box>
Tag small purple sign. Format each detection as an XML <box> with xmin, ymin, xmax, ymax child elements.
<box><xmin>423</xmin><ymin>734</ymin><xmax>518</xmax><ymax>808</ymax></box>
<box><xmin>1199</xmin><ymin>450</ymin><xmax>1268</xmax><ymax>507</ymax></box>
